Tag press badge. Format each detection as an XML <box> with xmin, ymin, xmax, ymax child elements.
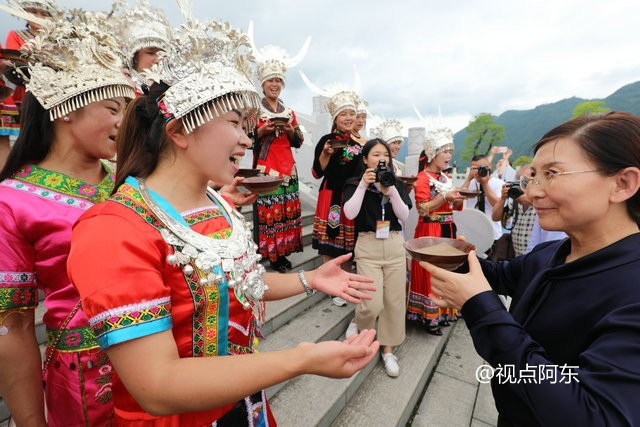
<box><xmin>376</xmin><ymin>220</ymin><xmax>390</xmax><ymax>239</ymax></box>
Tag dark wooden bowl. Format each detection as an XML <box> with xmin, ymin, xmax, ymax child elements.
<box><xmin>239</xmin><ymin>176</ymin><xmax>283</xmax><ymax>194</ymax></box>
<box><xmin>459</xmin><ymin>189</ymin><xmax>481</xmax><ymax>198</ymax></box>
<box><xmin>398</xmin><ymin>176</ymin><xmax>418</xmax><ymax>186</ymax></box>
<box><xmin>0</xmin><ymin>49</ymin><xmax>25</xmax><ymax>62</ymax></box>
<box><xmin>269</xmin><ymin>117</ymin><xmax>289</xmax><ymax>125</ymax></box>
<box><xmin>235</xmin><ymin>168</ymin><xmax>261</xmax><ymax>178</ymax></box>
<box><xmin>328</xmin><ymin>139</ymin><xmax>348</xmax><ymax>150</ymax></box>
<box><xmin>404</xmin><ymin>237</ymin><xmax>475</xmax><ymax>270</ymax></box>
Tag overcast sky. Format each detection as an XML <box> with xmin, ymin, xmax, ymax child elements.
<box><xmin>2</xmin><ymin>0</ymin><xmax>639</xmax><ymax>133</ymax></box>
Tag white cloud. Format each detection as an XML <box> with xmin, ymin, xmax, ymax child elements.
<box><xmin>2</xmin><ymin>0</ymin><xmax>639</xmax><ymax>134</ymax></box>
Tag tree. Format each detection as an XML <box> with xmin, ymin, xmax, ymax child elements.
<box><xmin>513</xmin><ymin>155</ymin><xmax>533</xmax><ymax>168</ymax></box>
<box><xmin>460</xmin><ymin>113</ymin><xmax>505</xmax><ymax>162</ymax></box>
<box><xmin>571</xmin><ymin>100</ymin><xmax>609</xmax><ymax>118</ymax></box>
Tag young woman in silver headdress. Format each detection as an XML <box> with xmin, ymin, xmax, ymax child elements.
<box><xmin>0</xmin><ymin>7</ymin><xmax>135</xmax><ymax>426</ymax></box>
<box><xmin>249</xmin><ymin>31</ymin><xmax>309</xmax><ymax>273</ymax></box>
<box><xmin>68</xmin><ymin>13</ymin><xmax>378</xmax><ymax>425</ymax></box>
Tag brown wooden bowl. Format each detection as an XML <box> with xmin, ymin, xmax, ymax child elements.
<box><xmin>328</xmin><ymin>139</ymin><xmax>348</xmax><ymax>150</ymax></box>
<box><xmin>404</xmin><ymin>237</ymin><xmax>475</xmax><ymax>270</ymax></box>
<box><xmin>269</xmin><ymin>117</ymin><xmax>289</xmax><ymax>126</ymax></box>
<box><xmin>397</xmin><ymin>176</ymin><xmax>418</xmax><ymax>186</ymax></box>
<box><xmin>0</xmin><ymin>49</ymin><xmax>25</xmax><ymax>62</ymax></box>
<box><xmin>458</xmin><ymin>189</ymin><xmax>482</xmax><ymax>198</ymax></box>
<box><xmin>235</xmin><ymin>168</ymin><xmax>261</xmax><ymax>178</ymax></box>
<box><xmin>239</xmin><ymin>176</ymin><xmax>283</xmax><ymax>194</ymax></box>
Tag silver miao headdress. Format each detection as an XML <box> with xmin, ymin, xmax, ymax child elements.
<box><xmin>143</xmin><ymin>0</ymin><xmax>261</xmax><ymax>134</ymax></box>
<box><xmin>6</xmin><ymin>0</ymin><xmax>58</xmax><ymax>16</ymax></box>
<box><xmin>110</xmin><ymin>0</ymin><xmax>171</xmax><ymax>68</ymax></box>
<box><xmin>300</xmin><ymin>65</ymin><xmax>362</xmax><ymax>121</ymax></box>
<box><xmin>0</xmin><ymin>5</ymin><xmax>135</xmax><ymax>120</ymax></box>
<box><xmin>356</xmin><ymin>95</ymin><xmax>368</xmax><ymax>115</ymax></box>
<box><xmin>372</xmin><ymin>118</ymin><xmax>403</xmax><ymax>144</ymax></box>
<box><xmin>414</xmin><ymin>105</ymin><xmax>455</xmax><ymax>162</ymax></box>
<box><xmin>247</xmin><ymin>20</ymin><xmax>310</xmax><ymax>85</ymax></box>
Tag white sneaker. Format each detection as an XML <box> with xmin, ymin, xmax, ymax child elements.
<box><xmin>332</xmin><ymin>296</ymin><xmax>347</xmax><ymax>307</ymax></box>
<box><xmin>382</xmin><ymin>352</ymin><xmax>400</xmax><ymax>377</ymax></box>
<box><xmin>345</xmin><ymin>321</ymin><xmax>358</xmax><ymax>338</ymax></box>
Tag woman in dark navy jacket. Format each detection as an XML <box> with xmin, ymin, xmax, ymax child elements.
<box><xmin>422</xmin><ymin>112</ymin><xmax>640</xmax><ymax>426</ymax></box>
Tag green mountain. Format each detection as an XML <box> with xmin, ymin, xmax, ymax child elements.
<box><xmin>453</xmin><ymin>81</ymin><xmax>640</xmax><ymax>166</ymax></box>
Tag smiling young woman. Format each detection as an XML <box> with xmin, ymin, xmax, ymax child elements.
<box><xmin>67</xmin><ymin>15</ymin><xmax>378</xmax><ymax>426</ymax></box>
<box><xmin>0</xmin><ymin>8</ymin><xmax>135</xmax><ymax>426</ymax></box>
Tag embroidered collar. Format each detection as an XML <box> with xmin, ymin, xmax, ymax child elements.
<box><xmin>11</xmin><ymin>163</ymin><xmax>114</xmax><ymax>204</ymax></box>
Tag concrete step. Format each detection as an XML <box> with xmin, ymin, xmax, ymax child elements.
<box><xmin>328</xmin><ymin>322</ymin><xmax>455</xmax><ymax>427</ymax></box>
<box><xmin>260</xmin><ymin>297</ymin><xmax>356</xmax><ymax>399</ymax></box>
<box><xmin>411</xmin><ymin>320</ymin><xmax>499</xmax><ymax>427</ymax></box>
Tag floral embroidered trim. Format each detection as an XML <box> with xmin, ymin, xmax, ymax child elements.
<box><xmin>1</xmin><ymin>179</ymin><xmax>96</xmax><ymax>210</ymax></box>
<box><xmin>183</xmin><ymin>207</ymin><xmax>225</xmax><ymax>226</ymax></box>
<box><xmin>46</xmin><ymin>326</ymin><xmax>100</xmax><ymax>352</ymax></box>
<box><xmin>110</xmin><ymin>184</ymin><xmax>164</xmax><ymax>231</ymax></box>
<box><xmin>94</xmin><ymin>353</ymin><xmax>114</xmax><ymax>405</ymax></box>
<box><xmin>0</xmin><ymin>271</ymin><xmax>36</xmax><ymax>285</ymax></box>
<box><xmin>9</xmin><ymin>164</ymin><xmax>114</xmax><ymax>205</ymax></box>
<box><xmin>0</xmin><ymin>287</ymin><xmax>38</xmax><ymax>311</ymax></box>
<box><xmin>88</xmin><ymin>297</ymin><xmax>172</xmax><ymax>338</ymax></box>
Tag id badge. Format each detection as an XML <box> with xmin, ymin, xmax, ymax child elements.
<box><xmin>376</xmin><ymin>220</ymin><xmax>390</xmax><ymax>239</ymax></box>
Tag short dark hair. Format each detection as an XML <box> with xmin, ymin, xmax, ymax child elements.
<box><xmin>534</xmin><ymin>111</ymin><xmax>640</xmax><ymax>225</ymax></box>
<box><xmin>471</xmin><ymin>154</ymin><xmax>486</xmax><ymax>162</ymax></box>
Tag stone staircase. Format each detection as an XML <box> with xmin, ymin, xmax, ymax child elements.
<box><xmin>0</xmin><ymin>205</ymin><xmax>460</xmax><ymax>427</ymax></box>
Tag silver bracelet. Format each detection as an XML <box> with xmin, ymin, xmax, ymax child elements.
<box><xmin>298</xmin><ymin>270</ymin><xmax>315</xmax><ymax>296</ymax></box>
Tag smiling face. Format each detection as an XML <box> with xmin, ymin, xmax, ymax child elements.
<box><xmin>364</xmin><ymin>142</ymin><xmax>391</xmax><ymax>169</ymax></box>
<box><xmin>354</xmin><ymin>112</ymin><xmax>366</xmax><ymax>132</ymax></box>
<box><xmin>66</xmin><ymin>98</ymin><xmax>125</xmax><ymax>160</ymax></box>
<box><xmin>526</xmin><ymin>137</ymin><xmax>612</xmax><ymax>233</ymax></box>
<box><xmin>334</xmin><ymin>109</ymin><xmax>356</xmax><ymax>133</ymax></box>
<box><xmin>134</xmin><ymin>47</ymin><xmax>162</xmax><ymax>72</ymax></box>
<box><xmin>187</xmin><ymin>110</ymin><xmax>252</xmax><ymax>185</ymax></box>
<box><xmin>388</xmin><ymin>139</ymin><xmax>402</xmax><ymax>158</ymax></box>
<box><xmin>261</xmin><ymin>77</ymin><xmax>283</xmax><ymax>101</ymax></box>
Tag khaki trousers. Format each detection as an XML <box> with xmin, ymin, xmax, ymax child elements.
<box><xmin>354</xmin><ymin>231</ymin><xmax>406</xmax><ymax>347</ymax></box>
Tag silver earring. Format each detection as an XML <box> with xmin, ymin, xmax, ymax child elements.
<box><xmin>63</xmin><ymin>116</ymin><xmax>70</xmax><ymax>122</ymax></box>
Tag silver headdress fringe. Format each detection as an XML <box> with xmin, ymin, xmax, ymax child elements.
<box><xmin>143</xmin><ymin>0</ymin><xmax>260</xmax><ymax>134</ymax></box>
<box><xmin>0</xmin><ymin>5</ymin><xmax>135</xmax><ymax>120</ymax></box>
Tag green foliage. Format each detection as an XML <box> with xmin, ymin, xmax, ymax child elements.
<box><xmin>571</xmin><ymin>100</ymin><xmax>609</xmax><ymax>118</ymax></box>
<box><xmin>460</xmin><ymin>113</ymin><xmax>506</xmax><ymax>162</ymax></box>
<box><xmin>513</xmin><ymin>155</ymin><xmax>533</xmax><ymax>168</ymax></box>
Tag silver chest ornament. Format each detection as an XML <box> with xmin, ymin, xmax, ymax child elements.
<box><xmin>138</xmin><ymin>180</ymin><xmax>268</xmax><ymax>312</ymax></box>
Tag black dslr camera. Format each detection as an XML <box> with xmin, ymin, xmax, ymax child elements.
<box><xmin>477</xmin><ymin>166</ymin><xmax>491</xmax><ymax>177</ymax></box>
<box><xmin>506</xmin><ymin>181</ymin><xmax>524</xmax><ymax>199</ymax></box>
<box><xmin>375</xmin><ymin>160</ymin><xmax>396</xmax><ymax>187</ymax></box>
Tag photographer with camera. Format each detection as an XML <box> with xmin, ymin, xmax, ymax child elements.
<box><xmin>342</xmin><ymin>139</ymin><xmax>412</xmax><ymax>377</ymax></box>
<box><xmin>491</xmin><ymin>165</ymin><xmax>536</xmax><ymax>258</ymax></box>
<box><xmin>461</xmin><ymin>155</ymin><xmax>505</xmax><ymax>244</ymax></box>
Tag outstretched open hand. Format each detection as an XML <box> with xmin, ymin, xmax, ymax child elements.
<box><xmin>298</xmin><ymin>329</ymin><xmax>380</xmax><ymax>378</ymax></box>
<box><xmin>310</xmin><ymin>253</ymin><xmax>375</xmax><ymax>304</ymax></box>
<box><xmin>420</xmin><ymin>250</ymin><xmax>491</xmax><ymax>310</ymax></box>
